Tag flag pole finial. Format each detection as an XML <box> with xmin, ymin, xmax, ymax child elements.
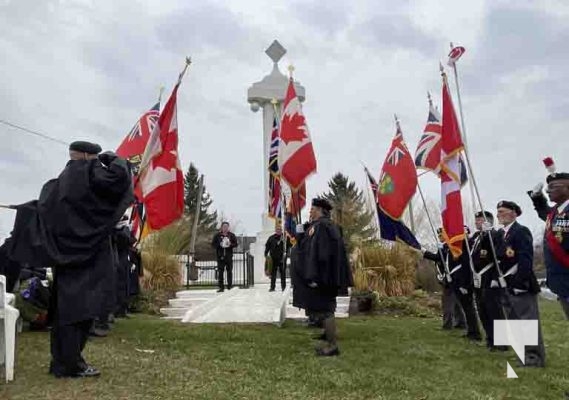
<box><xmin>287</xmin><ymin>64</ymin><xmax>295</xmax><ymax>79</ymax></box>
<box><xmin>178</xmin><ymin>56</ymin><xmax>193</xmax><ymax>84</ymax></box>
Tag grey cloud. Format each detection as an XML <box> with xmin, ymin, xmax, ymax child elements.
<box><xmin>356</xmin><ymin>13</ymin><xmax>439</xmax><ymax>57</ymax></box>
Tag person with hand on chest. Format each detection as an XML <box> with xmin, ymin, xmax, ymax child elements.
<box><xmin>211</xmin><ymin>222</ymin><xmax>238</xmax><ymax>292</ymax></box>
<box><xmin>496</xmin><ymin>200</ymin><xmax>545</xmax><ymax>368</ymax></box>
<box><xmin>528</xmin><ymin>157</ymin><xmax>569</xmax><ymax>318</ymax></box>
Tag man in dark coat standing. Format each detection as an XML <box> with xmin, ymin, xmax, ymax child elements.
<box><xmin>6</xmin><ymin>141</ymin><xmax>133</xmax><ymax>378</ymax></box>
<box><xmin>211</xmin><ymin>222</ymin><xmax>238</xmax><ymax>292</ymax></box>
<box><xmin>303</xmin><ymin>198</ymin><xmax>352</xmax><ymax>356</ymax></box>
<box><xmin>264</xmin><ymin>226</ymin><xmax>290</xmax><ymax>292</ymax></box>
<box><xmin>496</xmin><ymin>200</ymin><xmax>545</xmax><ymax>367</ymax></box>
<box><xmin>470</xmin><ymin>211</ymin><xmax>507</xmax><ymax>351</ymax></box>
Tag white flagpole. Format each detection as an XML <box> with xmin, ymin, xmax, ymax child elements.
<box><xmin>442</xmin><ymin>60</ymin><xmax>505</xmax><ymax>285</ymax></box>
<box><xmin>447</xmin><ymin>45</ymin><xmax>477</xmax><ymax>228</ymax></box>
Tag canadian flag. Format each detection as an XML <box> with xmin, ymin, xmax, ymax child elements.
<box><xmin>278</xmin><ymin>78</ymin><xmax>317</xmax><ymax>190</ymax></box>
<box><xmin>138</xmin><ymin>82</ymin><xmax>184</xmax><ymax>230</ymax></box>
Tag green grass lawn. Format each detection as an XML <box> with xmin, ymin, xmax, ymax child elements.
<box><xmin>1</xmin><ymin>299</ymin><xmax>568</xmax><ymax>400</ymax></box>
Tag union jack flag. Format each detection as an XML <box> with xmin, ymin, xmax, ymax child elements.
<box><xmin>268</xmin><ymin>115</ymin><xmax>282</xmax><ymax>220</ymax></box>
<box><xmin>415</xmin><ymin>99</ymin><xmax>468</xmax><ymax>186</ymax></box>
<box><xmin>415</xmin><ymin>103</ymin><xmax>442</xmax><ymax>172</ymax></box>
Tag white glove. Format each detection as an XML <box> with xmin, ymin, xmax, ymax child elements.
<box><xmin>530</xmin><ymin>182</ymin><xmax>544</xmax><ymax>198</ymax></box>
<box><xmin>221</xmin><ymin>237</ymin><xmax>231</xmax><ymax>248</ymax></box>
<box><xmin>481</xmin><ymin>221</ymin><xmax>492</xmax><ymax>231</ymax></box>
<box><xmin>308</xmin><ymin>281</ymin><xmax>318</xmax><ymax>288</ymax></box>
<box><xmin>131</xmin><ymin>265</ymin><xmax>136</xmax><ymax>273</ymax></box>
<box><xmin>46</xmin><ymin>267</ymin><xmax>53</xmax><ymax>282</ymax></box>
<box><xmin>459</xmin><ymin>287</ymin><xmax>468</xmax><ymax>295</ymax></box>
<box><xmin>296</xmin><ymin>224</ymin><xmax>305</xmax><ymax>234</ymax></box>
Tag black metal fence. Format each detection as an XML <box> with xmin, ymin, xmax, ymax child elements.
<box><xmin>179</xmin><ymin>252</ymin><xmax>254</xmax><ymax>289</ymax></box>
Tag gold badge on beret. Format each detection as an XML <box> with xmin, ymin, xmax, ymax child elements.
<box><xmin>480</xmin><ymin>249</ymin><xmax>488</xmax><ymax>258</ymax></box>
<box><xmin>506</xmin><ymin>247</ymin><xmax>515</xmax><ymax>258</ymax></box>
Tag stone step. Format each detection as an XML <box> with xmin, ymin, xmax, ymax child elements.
<box><xmin>160</xmin><ymin>307</ymin><xmax>188</xmax><ymax>319</ymax></box>
<box><xmin>175</xmin><ymin>289</ymin><xmax>219</xmax><ymax>299</ymax></box>
<box><xmin>285</xmin><ymin>306</ymin><xmax>349</xmax><ymax>320</ymax></box>
<box><xmin>168</xmin><ymin>297</ymin><xmax>210</xmax><ymax>308</ymax></box>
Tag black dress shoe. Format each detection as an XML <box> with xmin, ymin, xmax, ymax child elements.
<box><xmin>269</xmin><ymin>288</ymin><xmax>275</xmax><ymax>292</ymax></box>
<box><xmin>53</xmin><ymin>366</ymin><xmax>101</xmax><ymax>378</ymax></box>
<box><xmin>312</xmin><ymin>333</ymin><xmax>327</xmax><ymax>341</ymax></box>
<box><xmin>464</xmin><ymin>334</ymin><xmax>482</xmax><ymax>342</ymax></box>
<box><xmin>76</xmin><ymin>366</ymin><xmax>101</xmax><ymax>377</ymax></box>
<box><xmin>217</xmin><ymin>289</ymin><xmax>224</xmax><ymax>293</ymax></box>
<box><xmin>315</xmin><ymin>347</ymin><xmax>340</xmax><ymax>357</ymax></box>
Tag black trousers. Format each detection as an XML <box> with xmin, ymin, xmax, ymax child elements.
<box><xmin>217</xmin><ymin>258</ymin><xmax>233</xmax><ymax>290</ymax></box>
<box><xmin>442</xmin><ymin>286</ymin><xmax>465</xmax><ymax>329</ymax></box>
<box><xmin>474</xmin><ymin>287</ymin><xmax>505</xmax><ymax>346</ymax></box>
<box><xmin>270</xmin><ymin>261</ymin><xmax>286</xmax><ymax>290</ymax></box>
<box><xmin>502</xmin><ymin>292</ymin><xmax>546</xmax><ymax>366</ymax></box>
<box><xmin>50</xmin><ymin>319</ymin><xmax>92</xmax><ymax>375</ymax></box>
<box><xmin>454</xmin><ymin>289</ymin><xmax>481</xmax><ymax>339</ymax></box>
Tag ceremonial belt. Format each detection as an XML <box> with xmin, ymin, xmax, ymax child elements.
<box><xmin>449</xmin><ymin>264</ymin><xmax>462</xmax><ymax>275</ymax></box>
<box><xmin>545</xmin><ymin>211</ymin><xmax>569</xmax><ymax>268</ymax></box>
<box><xmin>473</xmin><ymin>263</ymin><xmax>495</xmax><ymax>289</ymax></box>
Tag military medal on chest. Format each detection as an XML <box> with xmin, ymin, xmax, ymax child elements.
<box><xmin>505</xmin><ymin>246</ymin><xmax>515</xmax><ymax>258</ymax></box>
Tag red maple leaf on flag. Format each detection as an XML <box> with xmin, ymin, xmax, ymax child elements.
<box><xmin>280</xmin><ymin>113</ymin><xmax>307</xmax><ymax>145</ymax></box>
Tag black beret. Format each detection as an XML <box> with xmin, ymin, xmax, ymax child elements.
<box><xmin>69</xmin><ymin>141</ymin><xmax>102</xmax><ymax>154</ymax></box>
<box><xmin>474</xmin><ymin>210</ymin><xmax>494</xmax><ymax>220</ymax></box>
<box><xmin>546</xmin><ymin>172</ymin><xmax>569</xmax><ymax>184</ymax></box>
<box><xmin>497</xmin><ymin>200</ymin><xmax>522</xmax><ymax>216</ymax></box>
<box><xmin>311</xmin><ymin>198</ymin><xmax>333</xmax><ymax>211</ymax></box>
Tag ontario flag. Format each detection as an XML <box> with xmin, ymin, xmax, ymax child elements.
<box><xmin>415</xmin><ymin>98</ymin><xmax>468</xmax><ymax>185</ymax></box>
<box><xmin>377</xmin><ymin>120</ymin><xmax>417</xmax><ymax>220</ymax></box>
<box><xmin>365</xmin><ymin>166</ymin><xmax>420</xmax><ymax>249</ymax></box>
<box><xmin>137</xmin><ymin>79</ymin><xmax>185</xmax><ymax>231</ymax></box>
<box><xmin>440</xmin><ymin>72</ymin><xmax>466</xmax><ymax>257</ymax></box>
<box><xmin>268</xmin><ymin>115</ymin><xmax>282</xmax><ymax>220</ymax></box>
<box><xmin>116</xmin><ymin>101</ymin><xmax>160</xmax><ymax>176</ymax></box>
<box><xmin>279</xmin><ymin>77</ymin><xmax>317</xmax><ymax>190</ymax></box>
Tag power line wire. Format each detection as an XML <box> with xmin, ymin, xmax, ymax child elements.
<box><xmin>0</xmin><ymin>118</ymin><xmax>69</xmax><ymax>147</ymax></box>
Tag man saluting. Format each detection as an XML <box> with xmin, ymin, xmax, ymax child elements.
<box><xmin>7</xmin><ymin>141</ymin><xmax>133</xmax><ymax>378</ymax></box>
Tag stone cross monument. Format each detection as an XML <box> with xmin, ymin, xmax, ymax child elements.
<box><xmin>247</xmin><ymin>40</ymin><xmax>305</xmax><ymax>283</ymax></box>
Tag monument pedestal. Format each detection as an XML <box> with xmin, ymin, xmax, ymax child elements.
<box><xmin>247</xmin><ymin>40</ymin><xmax>305</xmax><ymax>286</ymax></box>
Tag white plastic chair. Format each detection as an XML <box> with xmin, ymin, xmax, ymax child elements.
<box><xmin>0</xmin><ymin>274</ymin><xmax>19</xmax><ymax>382</ymax></box>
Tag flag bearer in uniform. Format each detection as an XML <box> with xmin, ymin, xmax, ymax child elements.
<box><xmin>496</xmin><ymin>200</ymin><xmax>545</xmax><ymax>367</ymax></box>
<box><xmin>470</xmin><ymin>211</ymin><xmax>507</xmax><ymax>351</ymax></box>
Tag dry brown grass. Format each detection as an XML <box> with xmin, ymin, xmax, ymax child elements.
<box><xmin>351</xmin><ymin>242</ymin><xmax>419</xmax><ymax>296</ymax></box>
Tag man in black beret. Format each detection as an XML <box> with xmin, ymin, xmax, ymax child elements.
<box><xmin>6</xmin><ymin>140</ymin><xmax>133</xmax><ymax>377</ymax></box>
<box><xmin>528</xmin><ymin>162</ymin><xmax>569</xmax><ymax>319</ymax></box>
<box><xmin>470</xmin><ymin>211</ymin><xmax>507</xmax><ymax>351</ymax></box>
<box><xmin>302</xmin><ymin>198</ymin><xmax>352</xmax><ymax>356</ymax></box>
<box><xmin>496</xmin><ymin>200</ymin><xmax>545</xmax><ymax>367</ymax></box>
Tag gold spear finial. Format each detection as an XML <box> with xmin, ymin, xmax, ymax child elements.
<box><xmin>287</xmin><ymin>64</ymin><xmax>295</xmax><ymax>78</ymax></box>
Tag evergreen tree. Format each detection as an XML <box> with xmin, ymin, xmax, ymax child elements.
<box><xmin>183</xmin><ymin>163</ymin><xmax>218</xmax><ymax>234</ymax></box>
<box><xmin>320</xmin><ymin>172</ymin><xmax>377</xmax><ymax>251</ymax></box>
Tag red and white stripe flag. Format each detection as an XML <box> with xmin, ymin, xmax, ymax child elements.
<box><xmin>138</xmin><ymin>75</ymin><xmax>185</xmax><ymax>230</ymax></box>
<box><xmin>278</xmin><ymin>77</ymin><xmax>317</xmax><ymax>190</ymax></box>
<box><xmin>440</xmin><ymin>72</ymin><xmax>465</xmax><ymax>257</ymax></box>
<box><xmin>447</xmin><ymin>45</ymin><xmax>466</xmax><ymax>66</ymax></box>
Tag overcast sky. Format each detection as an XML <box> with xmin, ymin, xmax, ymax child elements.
<box><xmin>1</xmin><ymin>0</ymin><xmax>568</xmax><ymax>244</ymax></box>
